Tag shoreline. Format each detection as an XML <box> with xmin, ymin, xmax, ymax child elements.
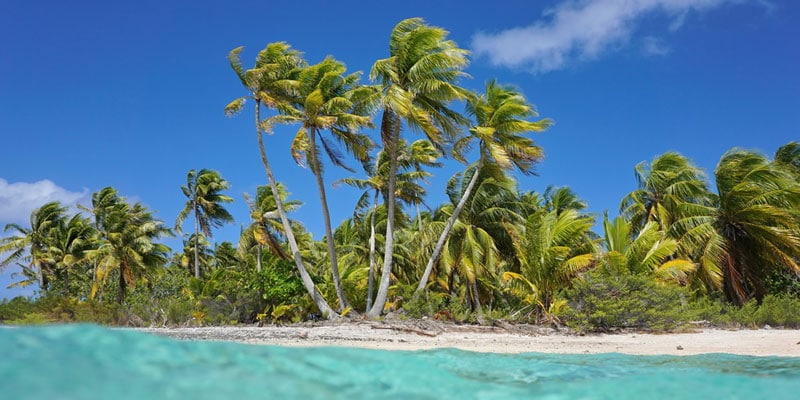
<box><xmin>137</xmin><ymin>321</ymin><xmax>800</xmax><ymax>357</ymax></box>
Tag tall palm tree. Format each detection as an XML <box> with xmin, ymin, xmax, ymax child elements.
<box><xmin>0</xmin><ymin>202</ymin><xmax>67</xmax><ymax>290</ymax></box>
<box><xmin>417</xmin><ymin>80</ymin><xmax>551</xmax><ymax>293</ymax></box>
<box><xmin>44</xmin><ymin>213</ymin><xmax>96</xmax><ymax>297</ymax></box>
<box><xmin>367</xmin><ymin>18</ymin><xmax>470</xmax><ymax>317</ymax></box>
<box><xmin>436</xmin><ymin>172</ymin><xmax>522</xmax><ymax>312</ymax></box>
<box><xmin>274</xmin><ymin>56</ymin><xmax>376</xmax><ymax>311</ymax></box>
<box><xmin>337</xmin><ymin>140</ymin><xmax>435</xmax><ymax>311</ymax></box>
<box><xmin>711</xmin><ymin>148</ymin><xmax>800</xmax><ymax>303</ymax></box>
<box><xmin>225</xmin><ymin>43</ymin><xmax>337</xmax><ymax>318</ymax></box>
<box><xmin>86</xmin><ymin>187</ymin><xmax>170</xmax><ymax>303</ymax></box>
<box><xmin>774</xmin><ymin>141</ymin><xmax>800</xmax><ymax>179</ymax></box>
<box><xmin>620</xmin><ymin>152</ymin><xmax>711</xmax><ymax>234</ymax></box>
<box><xmin>176</xmin><ymin>168</ymin><xmax>234</xmax><ymax>278</ymax></box>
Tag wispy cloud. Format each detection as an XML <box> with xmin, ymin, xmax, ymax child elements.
<box><xmin>642</xmin><ymin>36</ymin><xmax>671</xmax><ymax>56</ymax></box>
<box><xmin>472</xmin><ymin>0</ymin><xmax>762</xmax><ymax>73</ymax></box>
<box><xmin>0</xmin><ymin>178</ymin><xmax>90</xmax><ymax>225</ymax></box>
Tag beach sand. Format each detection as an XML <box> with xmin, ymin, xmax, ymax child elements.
<box><xmin>138</xmin><ymin>320</ymin><xmax>800</xmax><ymax>356</ymax></box>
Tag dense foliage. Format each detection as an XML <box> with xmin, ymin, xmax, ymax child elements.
<box><xmin>2</xmin><ymin>18</ymin><xmax>798</xmax><ymax>330</ymax></box>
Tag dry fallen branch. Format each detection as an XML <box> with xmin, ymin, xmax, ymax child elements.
<box><xmin>370</xmin><ymin>324</ymin><xmax>439</xmax><ymax>337</ymax></box>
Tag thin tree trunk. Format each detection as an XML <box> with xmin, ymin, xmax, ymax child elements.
<box><xmin>368</xmin><ymin>109</ymin><xmax>399</xmax><ymax>317</ymax></box>
<box><xmin>366</xmin><ymin>190</ymin><xmax>379</xmax><ymax>312</ymax></box>
<box><xmin>255</xmin><ymin>101</ymin><xmax>337</xmax><ymax>319</ymax></box>
<box><xmin>470</xmin><ymin>279</ymin><xmax>483</xmax><ymax>315</ymax></box>
<box><xmin>117</xmin><ymin>263</ymin><xmax>126</xmax><ymax>304</ymax></box>
<box><xmin>194</xmin><ymin>205</ymin><xmax>200</xmax><ymax>278</ymax></box>
<box><xmin>416</xmin><ymin>162</ymin><xmax>483</xmax><ymax>293</ymax></box>
<box><xmin>256</xmin><ymin>244</ymin><xmax>262</xmax><ymax>272</ymax></box>
<box><xmin>308</xmin><ymin>128</ymin><xmax>349</xmax><ymax>311</ymax></box>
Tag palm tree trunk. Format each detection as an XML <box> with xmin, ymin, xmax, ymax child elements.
<box><xmin>368</xmin><ymin>109</ymin><xmax>399</xmax><ymax>317</ymax></box>
<box><xmin>194</xmin><ymin>206</ymin><xmax>200</xmax><ymax>278</ymax></box>
<box><xmin>416</xmin><ymin>162</ymin><xmax>483</xmax><ymax>293</ymax></box>
<box><xmin>255</xmin><ymin>101</ymin><xmax>337</xmax><ymax>319</ymax></box>
<box><xmin>256</xmin><ymin>244</ymin><xmax>262</xmax><ymax>272</ymax></box>
<box><xmin>366</xmin><ymin>190</ymin><xmax>379</xmax><ymax>312</ymax></box>
<box><xmin>117</xmin><ymin>263</ymin><xmax>126</xmax><ymax>304</ymax></box>
<box><xmin>308</xmin><ymin>128</ymin><xmax>349</xmax><ymax>311</ymax></box>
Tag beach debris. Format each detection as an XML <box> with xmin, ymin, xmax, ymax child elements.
<box><xmin>298</xmin><ymin>330</ymin><xmax>309</xmax><ymax>339</ymax></box>
<box><xmin>371</xmin><ymin>324</ymin><xmax>439</xmax><ymax>337</ymax></box>
<box><xmin>676</xmin><ymin>345</ymin><xmax>684</xmax><ymax>350</ymax></box>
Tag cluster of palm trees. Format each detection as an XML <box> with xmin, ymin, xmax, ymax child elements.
<box><xmin>2</xmin><ymin>18</ymin><xmax>798</xmax><ymax>324</ymax></box>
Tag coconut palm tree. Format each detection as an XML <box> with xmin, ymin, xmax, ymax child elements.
<box><xmin>176</xmin><ymin>168</ymin><xmax>234</xmax><ymax>278</ymax></box>
<box><xmin>435</xmin><ymin>171</ymin><xmax>522</xmax><ymax>312</ymax></box>
<box><xmin>86</xmin><ymin>187</ymin><xmax>171</xmax><ymax>303</ymax></box>
<box><xmin>367</xmin><ymin>18</ymin><xmax>470</xmax><ymax>317</ymax></box>
<box><xmin>44</xmin><ymin>213</ymin><xmax>96</xmax><ymax>297</ymax></box>
<box><xmin>0</xmin><ymin>202</ymin><xmax>67</xmax><ymax>290</ymax></box>
<box><xmin>620</xmin><ymin>152</ymin><xmax>711</xmax><ymax>234</ymax></box>
<box><xmin>240</xmin><ymin>184</ymin><xmax>300</xmax><ymax>271</ymax></box>
<box><xmin>504</xmin><ymin>206</ymin><xmax>597</xmax><ymax>318</ymax></box>
<box><xmin>273</xmin><ymin>56</ymin><xmax>376</xmax><ymax>311</ymax></box>
<box><xmin>225</xmin><ymin>43</ymin><xmax>337</xmax><ymax>318</ymax></box>
<box><xmin>600</xmin><ymin>213</ymin><xmax>696</xmax><ymax>283</ymax></box>
<box><xmin>711</xmin><ymin>148</ymin><xmax>800</xmax><ymax>303</ymax></box>
<box><xmin>337</xmin><ymin>140</ymin><xmax>435</xmax><ymax>311</ymax></box>
<box><xmin>416</xmin><ymin>80</ymin><xmax>551</xmax><ymax>293</ymax></box>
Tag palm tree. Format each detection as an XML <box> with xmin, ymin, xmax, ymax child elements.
<box><xmin>240</xmin><ymin>184</ymin><xmax>300</xmax><ymax>271</ymax></box>
<box><xmin>367</xmin><ymin>18</ymin><xmax>470</xmax><ymax>317</ymax></box>
<box><xmin>504</xmin><ymin>206</ymin><xmax>597</xmax><ymax>318</ymax></box>
<box><xmin>417</xmin><ymin>80</ymin><xmax>551</xmax><ymax>293</ymax></box>
<box><xmin>176</xmin><ymin>168</ymin><xmax>234</xmax><ymax>278</ymax></box>
<box><xmin>620</xmin><ymin>152</ymin><xmax>711</xmax><ymax>234</ymax></box>
<box><xmin>225</xmin><ymin>43</ymin><xmax>337</xmax><ymax>318</ymax></box>
<box><xmin>274</xmin><ymin>56</ymin><xmax>376</xmax><ymax>311</ymax></box>
<box><xmin>0</xmin><ymin>202</ymin><xmax>67</xmax><ymax>290</ymax></box>
<box><xmin>600</xmin><ymin>213</ymin><xmax>696</xmax><ymax>283</ymax></box>
<box><xmin>774</xmin><ymin>141</ymin><xmax>800</xmax><ymax>179</ymax></box>
<box><xmin>86</xmin><ymin>187</ymin><xmax>170</xmax><ymax>303</ymax></box>
<box><xmin>711</xmin><ymin>148</ymin><xmax>800</xmax><ymax>303</ymax></box>
<box><xmin>337</xmin><ymin>140</ymin><xmax>435</xmax><ymax>311</ymax></box>
<box><xmin>44</xmin><ymin>213</ymin><xmax>96</xmax><ymax>297</ymax></box>
<box><xmin>435</xmin><ymin>172</ymin><xmax>522</xmax><ymax>312</ymax></box>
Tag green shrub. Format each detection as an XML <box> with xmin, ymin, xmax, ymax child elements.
<box><xmin>564</xmin><ymin>271</ymin><xmax>692</xmax><ymax>332</ymax></box>
<box><xmin>6</xmin><ymin>312</ymin><xmax>52</xmax><ymax>325</ymax></box>
<box><xmin>0</xmin><ymin>296</ymin><xmax>37</xmax><ymax>322</ymax></box>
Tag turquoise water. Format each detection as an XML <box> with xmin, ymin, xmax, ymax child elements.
<box><xmin>1</xmin><ymin>325</ymin><xmax>799</xmax><ymax>399</ymax></box>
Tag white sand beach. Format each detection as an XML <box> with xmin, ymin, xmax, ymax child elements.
<box><xmin>139</xmin><ymin>321</ymin><xmax>800</xmax><ymax>357</ymax></box>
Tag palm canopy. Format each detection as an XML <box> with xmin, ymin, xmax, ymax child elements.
<box><xmin>601</xmin><ymin>213</ymin><xmax>696</xmax><ymax>284</ymax></box>
<box><xmin>620</xmin><ymin>152</ymin><xmax>711</xmax><ymax>233</ymax></box>
<box><xmin>0</xmin><ymin>201</ymin><xmax>68</xmax><ymax>288</ymax></box>
<box><xmin>457</xmin><ymin>80</ymin><xmax>551</xmax><ymax>173</ymax></box>
<box><xmin>176</xmin><ymin>168</ymin><xmax>234</xmax><ymax>237</ymax></box>
<box><xmin>712</xmin><ymin>148</ymin><xmax>800</xmax><ymax>303</ymax></box>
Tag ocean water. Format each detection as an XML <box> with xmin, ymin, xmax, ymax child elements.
<box><xmin>1</xmin><ymin>325</ymin><xmax>798</xmax><ymax>399</ymax></box>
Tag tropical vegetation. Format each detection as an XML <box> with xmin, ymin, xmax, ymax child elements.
<box><xmin>1</xmin><ymin>18</ymin><xmax>798</xmax><ymax>331</ymax></box>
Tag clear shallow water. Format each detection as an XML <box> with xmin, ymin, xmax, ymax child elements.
<box><xmin>1</xmin><ymin>325</ymin><xmax>799</xmax><ymax>399</ymax></box>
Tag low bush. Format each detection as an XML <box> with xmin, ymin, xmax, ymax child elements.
<box><xmin>563</xmin><ymin>271</ymin><xmax>692</xmax><ymax>332</ymax></box>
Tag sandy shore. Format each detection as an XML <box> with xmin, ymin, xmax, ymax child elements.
<box><xmin>138</xmin><ymin>321</ymin><xmax>800</xmax><ymax>357</ymax></box>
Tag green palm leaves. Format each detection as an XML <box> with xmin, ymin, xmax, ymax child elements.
<box><xmin>176</xmin><ymin>169</ymin><xmax>234</xmax><ymax>279</ymax></box>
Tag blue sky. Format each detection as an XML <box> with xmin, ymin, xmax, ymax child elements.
<box><xmin>1</xmin><ymin>0</ymin><xmax>798</xmax><ymax>299</ymax></box>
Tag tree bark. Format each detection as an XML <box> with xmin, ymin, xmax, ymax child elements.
<box><xmin>256</xmin><ymin>244</ymin><xmax>262</xmax><ymax>272</ymax></box>
<box><xmin>368</xmin><ymin>109</ymin><xmax>399</xmax><ymax>317</ymax></box>
<box><xmin>366</xmin><ymin>189</ymin><xmax>379</xmax><ymax>312</ymax></box>
<box><xmin>117</xmin><ymin>262</ymin><xmax>126</xmax><ymax>304</ymax></box>
<box><xmin>194</xmin><ymin>204</ymin><xmax>200</xmax><ymax>278</ymax></box>
<box><xmin>255</xmin><ymin>101</ymin><xmax>337</xmax><ymax>319</ymax></box>
<box><xmin>416</xmin><ymin>162</ymin><xmax>483</xmax><ymax>293</ymax></box>
<box><xmin>308</xmin><ymin>127</ymin><xmax>349</xmax><ymax>311</ymax></box>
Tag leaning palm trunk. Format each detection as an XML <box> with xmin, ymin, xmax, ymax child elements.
<box><xmin>308</xmin><ymin>128</ymin><xmax>349</xmax><ymax>311</ymax></box>
<box><xmin>416</xmin><ymin>162</ymin><xmax>483</xmax><ymax>293</ymax></box>
<box><xmin>193</xmin><ymin>207</ymin><xmax>200</xmax><ymax>278</ymax></box>
<box><xmin>366</xmin><ymin>190</ymin><xmax>379</xmax><ymax>312</ymax></box>
<box><xmin>368</xmin><ymin>109</ymin><xmax>399</xmax><ymax>317</ymax></box>
<box><xmin>256</xmin><ymin>102</ymin><xmax>337</xmax><ymax>319</ymax></box>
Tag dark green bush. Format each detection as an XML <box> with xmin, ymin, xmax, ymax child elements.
<box><xmin>0</xmin><ymin>296</ymin><xmax>37</xmax><ymax>322</ymax></box>
<box><xmin>564</xmin><ymin>271</ymin><xmax>691</xmax><ymax>332</ymax></box>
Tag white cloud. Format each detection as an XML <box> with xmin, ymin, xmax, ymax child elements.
<box><xmin>0</xmin><ymin>178</ymin><xmax>90</xmax><ymax>225</ymax></box>
<box><xmin>642</xmin><ymin>36</ymin><xmax>671</xmax><ymax>56</ymax></box>
<box><xmin>471</xmin><ymin>0</ymin><xmax>760</xmax><ymax>73</ymax></box>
